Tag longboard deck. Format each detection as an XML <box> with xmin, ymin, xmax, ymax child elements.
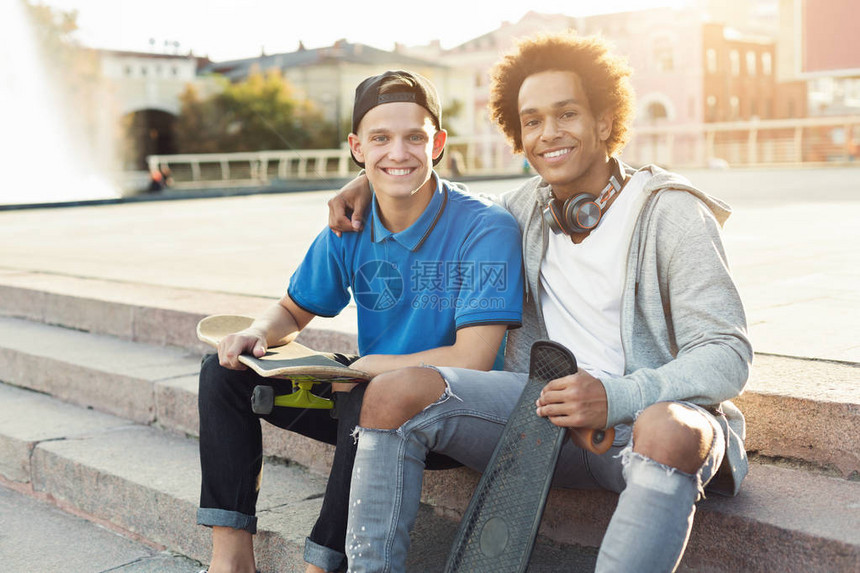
<box><xmin>196</xmin><ymin>314</ymin><xmax>370</xmax><ymax>383</ymax></box>
<box><xmin>444</xmin><ymin>341</ymin><xmax>579</xmax><ymax>573</ymax></box>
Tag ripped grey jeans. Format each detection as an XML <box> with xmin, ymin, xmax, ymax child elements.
<box><xmin>345</xmin><ymin>367</ymin><xmax>725</xmax><ymax>573</ymax></box>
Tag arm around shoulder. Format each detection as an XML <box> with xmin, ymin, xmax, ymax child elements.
<box><xmin>328</xmin><ymin>172</ymin><xmax>372</xmax><ymax>235</ymax></box>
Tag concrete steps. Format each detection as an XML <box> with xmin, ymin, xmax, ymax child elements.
<box><xmin>0</xmin><ymin>275</ymin><xmax>858</xmax><ymax>571</ymax></box>
<box><xmin>0</xmin><ymin>382</ymin><xmax>598</xmax><ymax>572</ymax></box>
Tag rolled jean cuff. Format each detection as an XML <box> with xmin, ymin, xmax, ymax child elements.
<box><xmin>197</xmin><ymin>507</ymin><xmax>257</xmax><ymax>534</ymax></box>
<box><xmin>304</xmin><ymin>537</ymin><xmax>346</xmax><ymax>571</ymax></box>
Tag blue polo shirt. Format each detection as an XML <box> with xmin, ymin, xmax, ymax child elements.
<box><xmin>288</xmin><ymin>175</ymin><xmax>523</xmax><ymax>358</ymax></box>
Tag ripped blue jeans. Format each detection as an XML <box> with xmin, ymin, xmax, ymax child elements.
<box><xmin>345</xmin><ymin>366</ymin><xmax>725</xmax><ymax>573</ymax></box>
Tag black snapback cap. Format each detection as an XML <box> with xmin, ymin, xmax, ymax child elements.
<box><xmin>351</xmin><ymin>70</ymin><xmax>444</xmax><ymax>166</ymax></box>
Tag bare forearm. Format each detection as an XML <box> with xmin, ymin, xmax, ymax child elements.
<box><xmin>356</xmin><ymin>347</ymin><xmax>489</xmax><ymax>375</ymax></box>
<box><xmin>247</xmin><ymin>299</ymin><xmax>304</xmax><ymax>348</ymax></box>
<box><xmin>354</xmin><ymin>325</ymin><xmax>506</xmax><ymax>375</ymax></box>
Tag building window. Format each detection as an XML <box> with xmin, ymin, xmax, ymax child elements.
<box><xmin>141</xmin><ymin>65</ymin><xmax>148</xmax><ymax>76</ymax></box>
<box><xmin>730</xmin><ymin>50</ymin><xmax>740</xmax><ymax>76</ymax></box>
<box><xmin>707</xmin><ymin>95</ymin><xmax>717</xmax><ymax>121</ymax></box>
<box><xmin>172</xmin><ymin>66</ymin><xmax>179</xmax><ymax>77</ymax></box>
<box><xmin>124</xmin><ymin>65</ymin><xmax>133</xmax><ymax>77</ymax></box>
<box><xmin>706</xmin><ymin>49</ymin><xmax>717</xmax><ymax>74</ymax></box>
<box><xmin>762</xmin><ymin>52</ymin><xmax>773</xmax><ymax>75</ymax></box>
<box><xmin>654</xmin><ymin>37</ymin><xmax>674</xmax><ymax>72</ymax></box>
<box><xmin>847</xmin><ymin>78</ymin><xmax>860</xmax><ymax>106</ymax></box>
<box><xmin>746</xmin><ymin>51</ymin><xmax>756</xmax><ymax>75</ymax></box>
<box><xmin>730</xmin><ymin>96</ymin><xmax>740</xmax><ymax>119</ymax></box>
<box><xmin>647</xmin><ymin>101</ymin><xmax>668</xmax><ymax>122</ymax></box>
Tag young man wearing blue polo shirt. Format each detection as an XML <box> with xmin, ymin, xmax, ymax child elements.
<box><xmin>196</xmin><ymin>70</ymin><xmax>523</xmax><ymax>573</ymax></box>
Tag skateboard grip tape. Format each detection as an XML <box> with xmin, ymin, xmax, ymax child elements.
<box><xmin>444</xmin><ymin>340</ymin><xmax>579</xmax><ymax>573</ymax></box>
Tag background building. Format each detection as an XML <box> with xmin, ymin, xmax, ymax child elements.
<box><xmin>77</xmin><ymin>1</ymin><xmax>860</xmax><ymax>185</ymax></box>
<box><xmin>98</xmin><ymin>50</ymin><xmax>216</xmax><ymax>168</ymax></box>
<box><xmin>204</xmin><ymin>41</ymin><xmax>475</xmax><ymax>145</ymax></box>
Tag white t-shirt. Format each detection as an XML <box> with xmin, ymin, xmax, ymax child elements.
<box><xmin>539</xmin><ymin>170</ymin><xmax>650</xmax><ymax>379</ymax></box>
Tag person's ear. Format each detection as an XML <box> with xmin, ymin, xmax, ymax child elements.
<box><xmin>432</xmin><ymin>129</ymin><xmax>448</xmax><ymax>160</ymax></box>
<box><xmin>596</xmin><ymin>113</ymin><xmax>613</xmax><ymax>143</ymax></box>
<box><xmin>348</xmin><ymin>133</ymin><xmax>364</xmax><ymax>163</ymax></box>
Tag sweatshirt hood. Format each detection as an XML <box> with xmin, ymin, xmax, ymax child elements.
<box><xmin>640</xmin><ymin>164</ymin><xmax>732</xmax><ymax>227</ymax></box>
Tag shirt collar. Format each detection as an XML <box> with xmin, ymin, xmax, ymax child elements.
<box><xmin>370</xmin><ymin>173</ymin><xmax>448</xmax><ymax>251</ymax></box>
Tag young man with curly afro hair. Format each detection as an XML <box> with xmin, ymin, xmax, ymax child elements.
<box><xmin>329</xmin><ymin>32</ymin><xmax>751</xmax><ymax>573</ymax></box>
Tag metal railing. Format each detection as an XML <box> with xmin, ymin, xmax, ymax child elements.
<box><xmin>147</xmin><ymin>116</ymin><xmax>860</xmax><ymax>189</ymax></box>
<box><xmin>147</xmin><ymin>149</ymin><xmax>357</xmax><ymax>189</ymax></box>
<box><xmin>624</xmin><ymin>115</ymin><xmax>860</xmax><ymax>168</ymax></box>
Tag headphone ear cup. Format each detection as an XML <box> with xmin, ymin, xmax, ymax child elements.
<box><xmin>563</xmin><ymin>193</ymin><xmax>602</xmax><ymax>233</ymax></box>
<box><xmin>542</xmin><ymin>198</ymin><xmax>567</xmax><ymax>234</ymax></box>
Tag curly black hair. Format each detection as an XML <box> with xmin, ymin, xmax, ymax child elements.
<box><xmin>489</xmin><ymin>32</ymin><xmax>635</xmax><ymax>156</ymax></box>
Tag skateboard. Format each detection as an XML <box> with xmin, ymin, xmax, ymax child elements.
<box><xmin>196</xmin><ymin>314</ymin><xmax>370</xmax><ymax>413</ymax></box>
<box><xmin>444</xmin><ymin>341</ymin><xmax>615</xmax><ymax>573</ymax></box>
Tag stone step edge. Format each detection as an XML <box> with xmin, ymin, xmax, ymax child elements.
<box><xmin>0</xmin><ymin>271</ymin><xmax>358</xmax><ymax>353</ymax></box>
<box><xmin>0</xmin><ymin>473</ymin><xmax>171</xmax><ymax>555</ymax></box>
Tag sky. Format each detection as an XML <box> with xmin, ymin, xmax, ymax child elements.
<box><xmin>38</xmin><ymin>0</ymin><xmax>690</xmax><ymax>62</ymax></box>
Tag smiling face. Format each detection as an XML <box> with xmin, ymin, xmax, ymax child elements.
<box><xmin>518</xmin><ymin>70</ymin><xmax>613</xmax><ymax>199</ymax></box>
<box><xmin>348</xmin><ymin>101</ymin><xmax>446</xmax><ymax>205</ymax></box>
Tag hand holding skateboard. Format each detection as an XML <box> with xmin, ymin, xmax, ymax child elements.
<box><xmin>196</xmin><ymin>314</ymin><xmax>370</xmax><ymax>412</ymax></box>
<box><xmin>216</xmin><ymin>329</ymin><xmax>269</xmax><ymax>370</ymax></box>
<box><xmin>535</xmin><ymin>369</ymin><xmax>615</xmax><ymax>455</ymax></box>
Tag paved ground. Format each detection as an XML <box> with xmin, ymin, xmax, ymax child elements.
<box><xmin>0</xmin><ymin>483</ymin><xmax>204</xmax><ymax>572</ymax></box>
<box><xmin>0</xmin><ymin>166</ymin><xmax>857</xmax><ymax>362</ymax></box>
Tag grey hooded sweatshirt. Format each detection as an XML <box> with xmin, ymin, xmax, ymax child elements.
<box><xmin>497</xmin><ymin>163</ymin><xmax>752</xmax><ymax>495</ymax></box>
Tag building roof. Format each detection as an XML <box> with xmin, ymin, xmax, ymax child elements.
<box><xmin>202</xmin><ymin>40</ymin><xmax>446</xmax><ymax>81</ymax></box>
<box><xmin>95</xmin><ymin>48</ymin><xmax>212</xmax><ymax>71</ymax></box>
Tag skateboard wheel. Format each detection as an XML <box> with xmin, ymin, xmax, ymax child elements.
<box><xmin>251</xmin><ymin>385</ymin><xmax>274</xmax><ymax>415</ymax></box>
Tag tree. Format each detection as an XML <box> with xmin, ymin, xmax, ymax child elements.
<box><xmin>444</xmin><ymin>98</ymin><xmax>464</xmax><ymax>138</ymax></box>
<box><xmin>175</xmin><ymin>70</ymin><xmax>337</xmax><ymax>153</ymax></box>
<box><xmin>24</xmin><ymin>1</ymin><xmax>102</xmax><ymax>114</ymax></box>
<box><xmin>25</xmin><ymin>0</ymin><xmax>80</xmax><ymax>59</ymax></box>
<box><xmin>23</xmin><ymin>1</ymin><xmax>111</xmax><ymax>165</ymax></box>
